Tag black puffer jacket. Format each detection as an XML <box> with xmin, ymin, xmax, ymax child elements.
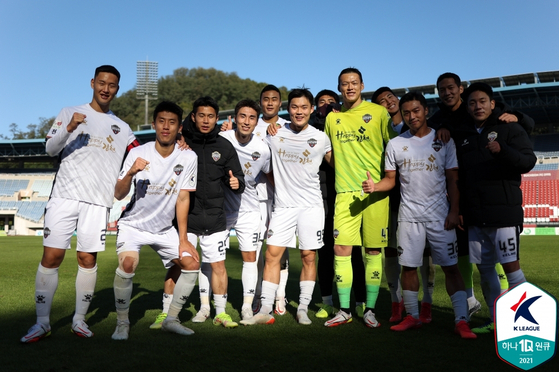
<box><xmin>450</xmin><ymin>113</ymin><xmax>536</xmax><ymax>227</ymax></box>
<box><xmin>182</xmin><ymin>117</ymin><xmax>245</xmax><ymax>235</ymax></box>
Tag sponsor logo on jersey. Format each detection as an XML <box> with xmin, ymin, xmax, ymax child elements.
<box><xmin>402</xmin><ymin>146</ymin><xmax>408</xmax><ymax>152</ymax></box>
<box><xmin>44</xmin><ymin>227</ymin><xmax>51</xmax><ymax>238</ymax></box>
<box><xmin>362</xmin><ymin>114</ymin><xmax>372</xmax><ymax>123</ymax></box>
<box><xmin>307</xmin><ymin>138</ymin><xmax>317</xmax><ymax>148</ymax></box>
<box><xmin>461</xmin><ymin>139</ymin><xmax>469</xmax><ymax>146</ymax></box>
<box><xmin>251</xmin><ymin>152</ymin><xmax>261</xmax><ymax>161</ymax></box>
<box><xmin>336</xmin><ymin>118</ymin><xmax>341</xmax><ymax>125</ymax></box>
<box><xmin>333</xmin><ymin>229</ymin><xmax>339</xmax><ymax>239</ymax></box>
<box><xmin>267</xmin><ymin>229</ymin><xmax>274</xmax><ymax>239</ymax></box>
<box><xmin>189</xmin><ymin>175</ymin><xmax>196</xmax><ymax>187</ymax></box>
<box><xmin>173</xmin><ymin>164</ymin><xmax>184</xmax><ymax>175</ymax></box>
<box><xmin>111</xmin><ymin>125</ymin><xmax>121</xmax><ymax>135</ymax></box>
<box><xmin>56</xmin><ymin>121</ymin><xmax>62</xmax><ymax>126</ymax></box>
<box><xmin>212</xmin><ymin>151</ymin><xmax>221</xmax><ymax>162</ymax></box>
<box><xmin>117</xmin><ymin>242</ymin><xmax>125</xmax><ymax>249</ymax></box>
<box><xmin>432</xmin><ymin>140</ymin><xmax>442</xmax><ymax>152</ymax></box>
<box><xmin>488</xmin><ymin>131</ymin><xmax>498</xmax><ymax>142</ymax></box>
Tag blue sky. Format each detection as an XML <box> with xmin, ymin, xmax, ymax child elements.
<box><xmin>1</xmin><ymin>0</ymin><xmax>558</xmax><ymax>137</ymax></box>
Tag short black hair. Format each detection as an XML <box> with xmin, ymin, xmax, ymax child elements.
<box><xmin>436</xmin><ymin>72</ymin><xmax>461</xmax><ymax>89</ymax></box>
<box><xmin>464</xmin><ymin>82</ymin><xmax>494</xmax><ymax>101</ymax></box>
<box><xmin>338</xmin><ymin>67</ymin><xmax>363</xmax><ymax>86</ymax></box>
<box><xmin>371</xmin><ymin>86</ymin><xmax>395</xmax><ymax>104</ymax></box>
<box><xmin>192</xmin><ymin>96</ymin><xmax>219</xmax><ymax>115</ymax></box>
<box><xmin>234</xmin><ymin>99</ymin><xmax>261</xmax><ymax>118</ymax></box>
<box><xmin>260</xmin><ymin>84</ymin><xmax>281</xmax><ymax>100</ymax></box>
<box><xmin>288</xmin><ymin>88</ymin><xmax>314</xmax><ymax>107</ymax></box>
<box><xmin>399</xmin><ymin>91</ymin><xmax>428</xmax><ymax>110</ymax></box>
<box><xmin>94</xmin><ymin>65</ymin><xmax>121</xmax><ymax>82</ymax></box>
<box><xmin>153</xmin><ymin>101</ymin><xmax>183</xmax><ymax>123</ymax></box>
<box><xmin>315</xmin><ymin>89</ymin><xmax>339</xmax><ymax>106</ymax></box>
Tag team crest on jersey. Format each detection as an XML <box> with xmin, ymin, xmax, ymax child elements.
<box><xmin>432</xmin><ymin>140</ymin><xmax>442</xmax><ymax>152</ymax></box>
<box><xmin>173</xmin><ymin>164</ymin><xmax>184</xmax><ymax>175</ymax></box>
<box><xmin>336</xmin><ymin>118</ymin><xmax>341</xmax><ymax>125</ymax></box>
<box><xmin>43</xmin><ymin>227</ymin><xmax>51</xmax><ymax>238</ymax></box>
<box><xmin>307</xmin><ymin>138</ymin><xmax>317</xmax><ymax>148</ymax></box>
<box><xmin>267</xmin><ymin>229</ymin><xmax>274</xmax><ymax>239</ymax></box>
<box><xmin>212</xmin><ymin>151</ymin><xmax>221</xmax><ymax>162</ymax></box>
<box><xmin>402</xmin><ymin>146</ymin><xmax>408</xmax><ymax>152</ymax></box>
<box><xmin>111</xmin><ymin>125</ymin><xmax>121</xmax><ymax>135</ymax></box>
<box><xmin>333</xmin><ymin>229</ymin><xmax>339</xmax><ymax>239</ymax></box>
<box><xmin>488</xmin><ymin>131</ymin><xmax>498</xmax><ymax>142</ymax></box>
<box><xmin>362</xmin><ymin>114</ymin><xmax>372</xmax><ymax>123</ymax></box>
<box><xmin>251</xmin><ymin>152</ymin><xmax>261</xmax><ymax>161</ymax></box>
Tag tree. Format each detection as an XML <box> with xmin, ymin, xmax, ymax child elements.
<box><xmin>5</xmin><ymin>117</ymin><xmax>54</xmax><ymax>139</ymax></box>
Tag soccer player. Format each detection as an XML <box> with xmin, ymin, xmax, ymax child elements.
<box><xmin>456</xmin><ymin>83</ymin><xmax>536</xmax><ymax>333</ymax></box>
<box><xmin>21</xmin><ymin>65</ymin><xmax>140</xmax><ymax>343</ymax></box>
<box><xmin>241</xmin><ymin>88</ymin><xmax>332</xmax><ymax>326</ymax></box>
<box><xmin>111</xmin><ymin>101</ymin><xmax>199</xmax><ymax>340</ymax></box>
<box><xmin>196</xmin><ymin>99</ymin><xmax>271</xmax><ymax>321</ymax></box>
<box><xmin>312</xmin><ymin>89</ymin><xmax>367</xmax><ymax>319</ymax></box>
<box><xmin>372</xmin><ymin>91</ymin><xmax>476</xmax><ymax>339</ymax></box>
<box><xmin>180</xmin><ymin>96</ymin><xmax>245</xmax><ymax>328</ymax></box>
<box><xmin>372</xmin><ymin>87</ymin><xmax>436</xmax><ymax>323</ymax></box>
<box><xmin>324</xmin><ymin>68</ymin><xmax>397</xmax><ymax>328</ymax></box>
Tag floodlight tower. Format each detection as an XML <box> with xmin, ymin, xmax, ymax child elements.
<box><xmin>136</xmin><ymin>60</ymin><xmax>158</xmax><ymax>129</ymax></box>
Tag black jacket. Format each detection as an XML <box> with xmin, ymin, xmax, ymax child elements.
<box><xmin>182</xmin><ymin>117</ymin><xmax>245</xmax><ymax>235</ymax></box>
<box><xmin>449</xmin><ymin>113</ymin><xmax>536</xmax><ymax>228</ymax></box>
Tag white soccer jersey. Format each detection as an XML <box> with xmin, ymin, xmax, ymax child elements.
<box><xmin>254</xmin><ymin>116</ymin><xmax>289</xmax><ymax>202</ymax></box>
<box><xmin>385</xmin><ymin>128</ymin><xmax>458</xmax><ymax>222</ymax></box>
<box><xmin>46</xmin><ymin>104</ymin><xmax>137</xmax><ymax>208</ymax></box>
<box><xmin>117</xmin><ymin>143</ymin><xmax>197</xmax><ymax>233</ymax></box>
<box><xmin>265</xmin><ymin>123</ymin><xmax>331</xmax><ymax>208</ymax></box>
<box><xmin>219</xmin><ymin>130</ymin><xmax>271</xmax><ymax>213</ymax></box>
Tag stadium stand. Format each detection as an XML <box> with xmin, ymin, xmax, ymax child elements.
<box><xmin>31</xmin><ymin>179</ymin><xmax>54</xmax><ymax>197</ymax></box>
<box><xmin>0</xmin><ymin>179</ymin><xmax>30</xmax><ymax>196</ymax></box>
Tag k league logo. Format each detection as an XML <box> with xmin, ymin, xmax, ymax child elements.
<box><xmin>495</xmin><ymin>282</ymin><xmax>557</xmax><ymax>370</ymax></box>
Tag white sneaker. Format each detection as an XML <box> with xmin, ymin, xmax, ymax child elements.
<box><xmin>72</xmin><ymin>320</ymin><xmax>94</xmax><ymax>338</ymax></box>
<box><xmin>324</xmin><ymin>310</ymin><xmax>353</xmax><ymax>327</ymax></box>
<box><xmin>111</xmin><ymin>320</ymin><xmax>130</xmax><ymax>340</ymax></box>
<box><xmin>468</xmin><ymin>297</ymin><xmax>482</xmax><ymax>317</ymax></box>
<box><xmin>296</xmin><ymin>310</ymin><xmax>312</xmax><ymax>325</ymax></box>
<box><xmin>363</xmin><ymin>310</ymin><xmax>380</xmax><ymax>328</ymax></box>
<box><xmin>274</xmin><ymin>297</ymin><xmax>287</xmax><ymax>315</ymax></box>
<box><xmin>21</xmin><ymin>323</ymin><xmax>51</xmax><ymax>343</ymax></box>
<box><xmin>192</xmin><ymin>307</ymin><xmax>210</xmax><ymax>323</ymax></box>
<box><xmin>241</xmin><ymin>307</ymin><xmax>253</xmax><ymax>321</ymax></box>
<box><xmin>161</xmin><ymin>318</ymin><xmax>195</xmax><ymax>335</ymax></box>
<box><xmin>239</xmin><ymin>313</ymin><xmax>275</xmax><ymax>326</ymax></box>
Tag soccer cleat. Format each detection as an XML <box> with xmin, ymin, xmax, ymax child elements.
<box><xmin>472</xmin><ymin>320</ymin><xmax>495</xmax><ymax>334</ymax></box>
<box><xmin>241</xmin><ymin>307</ymin><xmax>254</xmax><ymax>321</ymax></box>
<box><xmin>240</xmin><ymin>313</ymin><xmax>275</xmax><ymax>326</ymax></box>
<box><xmin>419</xmin><ymin>302</ymin><xmax>432</xmax><ymax>324</ymax></box>
<box><xmin>213</xmin><ymin>312</ymin><xmax>238</xmax><ymax>328</ymax></box>
<box><xmin>468</xmin><ymin>297</ymin><xmax>482</xmax><ymax>317</ymax></box>
<box><xmin>21</xmin><ymin>323</ymin><xmax>51</xmax><ymax>343</ymax></box>
<box><xmin>390</xmin><ymin>315</ymin><xmax>422</xmax><ymax>331</ymax></box>
<box><xmin>315</xmin><ymin>304</ymin><xmax>334</xmax><ymax>319</ymax></box>
<box><xmin>111</xmin><ymin>320</ymin><xmax>130</xmax><ymax>340</ymax></box>
<box><xmin>274</xmin><ymin>297</ymin><xmax>287</xmax><ymax>315</ymax></box>
<box><xmin>455</xmin><ymin>320</ymin><xmax>477</xmax><ymax>339</ymax></box>
<box><xmin>389</xmin><ymin>300</ymin><xmax>404</xmax><ymax>323</ymax></box>
<box><xmin>297</xmin><ymin>310</ymin><xmax>312</xmax><ymax>325</ymax></box>
<box><xmin>192</xmin><ymin>307</ymin><xmax>210</xmax><ymax>323</ymax></box>
<box><xmin>355</xmin><ymin>303</ymin><xmax>366</xmax><ymax>318</ymax></box>
<box><xmin>149</xmin><ymin>312</ymin><xmax>167</xmax><ymax>329</ymax></box>
<box><xmin>161</xmin><ymin>318</ymin><xmax>195</xmax><ymax>335</ymax></box>
<box><xmin>363</xmin><ymin>310</ymin><xmax>381</xmax><ymax>328</ymax></box>
<box><xmin>71</xmin><ymin>320</ymin><xmax>93</xmax><ymax>338</ymax></box>
<box><xmin>324</xmin><ymin>310</ymin><xmax>352</xmax><ymax>327</ymax></box>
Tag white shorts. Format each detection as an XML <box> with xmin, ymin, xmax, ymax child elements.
<box><xmin>43</xmin><ymin>197</ymin><xmax>108</xmax><ymax>252</ymax></box>
<box><xmin>266</xmin><ymin>207</ymin><xmax>324</xmax><ymax>250</ymax></box>
<box><xmin>468</xmin><ymin>226</ymin><xmax>520</xmax><ymax>265</ymax></box>
<box><xmin>116</xmin><ymin>224</ymin><xmax>187</xmax><ymax>268</ymax></box>
<box><xmin>397</xmin><ymin>220</ymin><xmax>458</xmax><ymax>267</ymax></box>
<box><xmin>227</xmin><ymin>211</ymin><xmax>261</xmax><ymax>252</ymax></box>
<box><xmin>188</xmin><ymin>230</ymin><xmax>229</xmax><ymax>263</ymax></box>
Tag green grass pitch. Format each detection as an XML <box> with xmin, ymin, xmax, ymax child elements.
<box><xmin>0</xmin><ymin>235</ymin><xmax>557</xmax><ymax>371</ymax></box>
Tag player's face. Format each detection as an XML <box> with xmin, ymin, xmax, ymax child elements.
<box><xmin>317</xmin><ymin>94</ymin><xmax>337</xmax><ymax>108</ymax></box>
<box><xmin>90</xmin><ymin>72</ymin><xmax>119</xmax><ymax>110</ymax></box>
<box><xmin>260</xmin><ymin>90</ymin><xmax>282</xmax><ymax>119</ymax></box>
<box><xmin>375</xmin><ymin>91</ymin><xmax>399</xmax><ymax>115</ymax></box>
<box><xmin>153</xmin><ymin>111</ymin><xmax>181</xmax><ymax>146</ymax></box>
<box><xmin>235</xmin><ymin>106</ymin><xmax>259</xmax><ymax>137</ymax></box>
<box><xmin>467</xmin><ymin>90</ymin><xmax>495</xmax><ymax>125</ymax></box>
<box><xmin>338</xmin><ymin>73</ymin><xmax>364</xmax><ymax>105</ymax></box>
<box><xmin>437</xmin><ymin>78</ymin><xmax>463</xmax><ymax>110</ymax></box>
<box><xmin>401</xmin><ymin>100</ymin><xmax>428</xmax><ymax>133</ymax></box>
<box><xmin>191</xmin><ymin>106</ymin><xmax>218</xmax><ymax>134</ymax></box>
<box><xmin>288</xmin><ymin>96</ymin><xmax>314</xmax><ymax>132</ymax></box>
